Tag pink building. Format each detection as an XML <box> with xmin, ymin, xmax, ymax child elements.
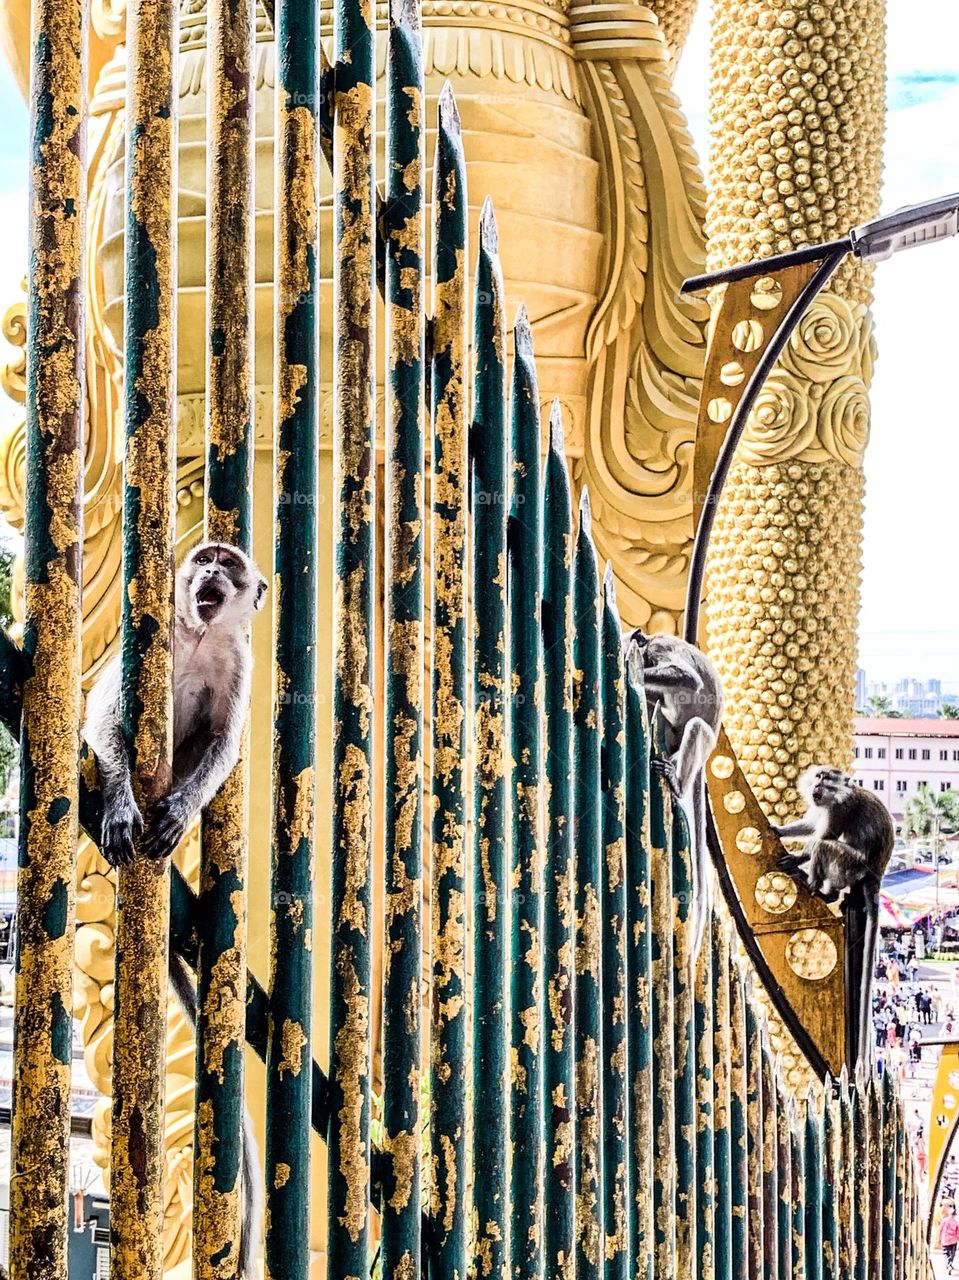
<box><xmin>853</xmin><ymin>717</ymin><xmax>959</xmax><ymax>821</ymax></box>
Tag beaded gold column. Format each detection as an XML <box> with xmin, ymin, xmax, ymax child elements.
<box><xmin>645</xmin><ymin>0</ymin><xmax>700</xmax><ymax>70</ymax></box>
<box><xmin>705</xmin><ymin>0</ymin><xmax>884</xmax><ymax>822</ymax></box>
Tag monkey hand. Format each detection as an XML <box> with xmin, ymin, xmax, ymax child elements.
<box><xmin>100</xmin><ymin>795</ymin><xmax>144</xmax><ymax>867</ymax></box>
<box><xmin>651</xmin><ymin>756</ymin><xmax>681</xmax><ymax>798</ymax></box>
<box><xmin>142</xmin><ymin>791</ymin><xmax>193</xmax><ymax>861</ymax></box>
<box><xmin>776</xmin><ymin>851</ymin><xmax>804</xmax><ymax>876</ymax></box>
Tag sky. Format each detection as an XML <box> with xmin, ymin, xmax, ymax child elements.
<box><xmin>0</xmin><ymin>5</ymin><xmax>956</xmax><ymax>681</ymax></box>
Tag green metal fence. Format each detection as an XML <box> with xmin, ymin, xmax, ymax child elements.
<box><xmin>3</xmin><ymin>0</ymin><xmax>935</xmax><ymax>1277</ymax></box>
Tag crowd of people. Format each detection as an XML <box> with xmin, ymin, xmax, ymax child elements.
<box><xmin>872</xmin><ymin>936</ymin><xmax>946</xmax><ymax>1084</ymax></box>
<box><xmin>881</xmin><ymin>927</ymin><xmax>959</xmax><ymax>1270</ymax></box>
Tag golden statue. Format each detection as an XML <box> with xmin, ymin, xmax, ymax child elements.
<box><xmin>0</xmin><ymin>0</ymin><xmax>886</xmax><ymax>1270</ymax></box>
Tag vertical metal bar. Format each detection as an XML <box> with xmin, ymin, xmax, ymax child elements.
<box><xmin>671</xmin><ymin>791</ymin><xmax>695</xmax><ymax>1280</ymax></box>
<box><xmin>823</xmin><ymin>1088</ymin><xmax>839</xmax><ymax>1280</ymax></box>
<box><xmin>267</xmin><ymin>0</ymin><xmax>319</xmax><ymax>1268</ymax></box>
<box><xmin>195</xmin><ymin>0</ymin><xmax>256</xmax><ymax>1269</ymax></box>
<box><xmin>852</xmin><ymin>1074</ymin><xmax>867</xmax><ymax>1280</ymax></box>
<box><xmin>776</xmin><ymin>1081</ymin><xmax>791</xmax><ymax>1280</ymax></box>
<box><xmin>712</xmin><ymin>925</ymin><xmax>734</xmax><ymax>1280</ymax></box>
<box><xmin>791</xmin><ymin>1102</ymin><xmax>806</xmax><ymax>1280</ymax></box>
<box><xmin>624</xmin><ymin>644</ymin><xmax>653</xmax><ymax>1280</ymax></box>
<box><xmin>867</xmin><ymin>1073</ymin><xmax>882</xmax><ymax>1280</ymax></box>
<box><xmin>429</xmin><ymin>82</ymin><xmax>468</xmax><ymax>1280</ymax></box>
<box><xmin>328</xmin><ymin>0</ymin><xmax>376</xmax><ymax>1258</ymax></box>
<box><xmin>892</xmin><ymin>1091</ymin><xmax>905</xmax><ymax>1280</ymax></box>
<box><xmin>10</xmin><ymin>0</ymin><xmax>85</xmax><ymax>1270</ymax></box>
<box><xmin>572</xmin><ymin>489</ymin><xmax>602</xmax><ymax>1280</ymax></box>
<box><xmin>649</xmin><ymin>709</ymin><xmax>676</xmax><ymax>1280</ymax></box>
<box><xmin>727</xmin><ymin>961</ymin><xmax>748</xmax><ymax>1280</ymax></box>
<box><xmin>694</xmin><ymin>918</ymin><xmax>715</xmax><ymax>1280</ymax></box>
<box><xmin>760</xmin><ymin>1048</ymin><xmax>778</xmax><ymax>1280</ymax></box>
<box><xmin>838</xmin><ymin>1070</ymin><xmax>854</xmax><ymax>1280</ymax></box>
<box><xmin>470</xmin><ymin>197</ymin><xmax>509</xmax><ymax>1280</ymax></box>
<box><xmin>381</xmin><ymin>0</ymin><xmax>424</xmax><ymax>1274</ymax></box>
<box><xmin>804</xmin><ymin>1095</ymin><xmax>824</xmax><ymax>1280</ymax></box>
<box><xmin>112</xmin><ymin>0</ymin><xmax>178</xmax><ymax>1271</ymax></box>
<box><xmin>745</xmin><ymin>997</ymin><xmax>765</xmax><ymax>1280</ymax></box>
<box><xmin>903</xmin><ymin>1143</ymin><xmax>915</xmax><ymax>1280</ymax></box>
<box><xmin>600</xmin><ymin>566</ymin><xmax>628</xmax><ymax>1280</ymax></box>
<box><xmin>880</xmin><ymin>1072</ymin><xmax>896</xmax><ymax>1280</ymax></box>
<box><xmin>508</xmin><ymin>309</ymin><xmax>544</xmax><ymax>1280</ymax></box>
<box><xmin>542</xmin><ymin>402</ymin><xmax>575</xmax><ymax>1280</ymax></box>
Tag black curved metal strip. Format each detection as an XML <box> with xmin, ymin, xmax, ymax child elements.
<box><xmin>683</xmin><ymin>245</ymin><xmax>849</xmax><ymax>642</ymax></box>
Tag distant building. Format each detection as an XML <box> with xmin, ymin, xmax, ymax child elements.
<box><xmin>854</xmin><ymin>717</ymin><xmax>959</xmax><ymax>821</ymax></box>
<box><xmin>855</xmin><ymin>668</ymin><xmax>867</xmax><ymax>709</ymax></box>
<box><xmin>864</xmin><ymin>676</ymin><xmax>955</xmax><ymax>718</ymax></box>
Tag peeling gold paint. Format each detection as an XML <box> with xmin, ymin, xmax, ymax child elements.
<box><xmin>277</xmin><ymin>1018</ymin><xmax>307</xmax><ymax>1078</ymax></box>
<box><xmin>332</xmin><ymin>954</ymin><xmax>371</xmax><ymax>1242</ymax></box>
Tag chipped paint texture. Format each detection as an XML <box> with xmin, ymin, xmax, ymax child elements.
<box><xmin>382</xmin><ymin>7</ymin><xmax>425</xmax><ymax>1275</ymax></box>
<box><xmin>470</xmin><ymin>201</ymin><xmax>508</xmax><ymax>1280</ymax></box>
<box><xmin>670</xmin><ymin>792</ymin><xmax>696</xmax><ymax>1280</ymax></box>
<box><xmin>624</xmin><ymin>664</ymin><xmax>653</xmax><ymax>1280</ymax></box>
<box><xmin>327</xmin><ymin>0</ymin><xmax>376</xmax><ymax>1271</ymax></box>
<box><xmin>543</xmin><ymin>410</ymin><xmax>575</xmax><ymax>1279</ymax></box>
<box><xmin>649</xmin><ymin>718</ymin><xmax>677</xmax><ymax>1280</ymax></box>
<box><xmin>110</xmin><ymin>0</ymin><xmax>177</xmax><ymax>1273</ymax></box>
<box><xmin>508</xmin><ymin>310</ymin><xmax>544</xmax><ymax>1280</ymax></box>
<box><xmin>193</xmin><ymin>0</ymin><xmax>256</xmax><ymax>1270</ymax></box>
<box><xmin>266</xmin><ymin>0</ymin><xmax>318</xmax><ymax>1274</ymax></box>
<box><xmin>600</xmin><ymin>581</ymin><xmax>628</xmax><ymax>1279</ymax></box>
<box><xmin>572</xmin><ymin>507</ymin><xmax>602</xmax><ymax>1280</ymax></box>
<box><xmin>10</xmin><ymin>0</ymin><xmax>85</xmax><ymax>1271</ymax></box>
<box><xmin>694</xmin><ymin>926</ymin><xmax>715</xmax><ymax>1280</ymax></box>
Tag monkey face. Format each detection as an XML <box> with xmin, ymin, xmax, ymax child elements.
<box><xmin>800</xmin><ymin>765</ymin><xmax>852</xmax><ymax>808</ymax></box>
<box><xmin>178</xmin><ymin>542</ymin><xmax>268</xmax><ymax>630</ymax></box>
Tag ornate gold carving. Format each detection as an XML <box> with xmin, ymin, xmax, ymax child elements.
<box><xmin>734</xmin><ymin>292</ymin><xmax>877</xmax><ymax>468</ymax></box>
<box><xmin>569</xmin><ymin>0</ymin><xmax>709</xmax><ymax>630</ymax></box>
<box><xmin>643</xmin><ymin>0</ymin><xmax>699</xmax><ymax>71</ymax></box>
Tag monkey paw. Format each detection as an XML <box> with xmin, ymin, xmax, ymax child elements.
<box><xmin>101</xmin><ymin>797</ymin><xmax>144</xmax><ymax>867</ymax></box>
<box><xmin>775</xmin><ymin>852</ymin><xmax>803</xmax><ymax>876</ymax></box>
<box><xmin>651</xmin><ymin>757</ymin><xmax>681</xmax><ymax>798</ymax></box>
<box><xmin>142</xmin><ymin>792</ymin><xmax>192</xmax><ymax>861</ymax></box>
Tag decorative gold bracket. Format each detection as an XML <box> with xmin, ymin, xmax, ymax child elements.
<box><xmin>682</xmin><ymin>242</ymin><xmax>858</xmax><ymax>1079</ymax></box>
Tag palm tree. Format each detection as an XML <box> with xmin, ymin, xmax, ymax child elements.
<box><xmin>867</xmin><ymin>694</ymin><xmax>902</xmax><ymax>718</ymax></box>
<box><xmin>942</xmin><ymin>703</ymin><xmax>959</xmax><ymax>720</ymax></box>
<box><xmin>901</xmin><ymin>785</ymin><xmax>959</xmax><ymax>842</ymax></box>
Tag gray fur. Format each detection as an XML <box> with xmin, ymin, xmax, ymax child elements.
<box><xmin>83</xmin><ymin>542</ymin><xmax>267</xmax><ymax>865</ymax></box>
<box><xmin>628</xmin><ymin>629</ymin><xmax>723</xmax><ymax>960</ymax></box>
<box><xmin>84</xmin><ymin>542</ymin><xmax>267</xmax><ymax>1277</ymax></box>
<box><xmin>771</xmin><ymin>765</ymin><xmax>894</xmax><ymax>903</ymax></box>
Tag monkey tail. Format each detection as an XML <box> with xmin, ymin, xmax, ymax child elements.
<box><xmin>238</xmin><ymin>1112</ymin><xmax>263</xmax><ymax>1280</ymax></box>
<box><xmin>168</xmin><ymin>950</ymin><xmax>262</xmax><ymax>1279</ymax></box>
<box><xmin>857</xmin><ymin>876</ymin><xmax>880</xmax><ymax>1067</ymax></box>
<box><xmin>687</xmin><ymin>775</ymin><xmax>711</xmax><ymax>962</ymax></box>
<box><xmin>842</xmin><ymin>875</ymin><xmax>880</xmax><ymax>1069</ymax></box>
